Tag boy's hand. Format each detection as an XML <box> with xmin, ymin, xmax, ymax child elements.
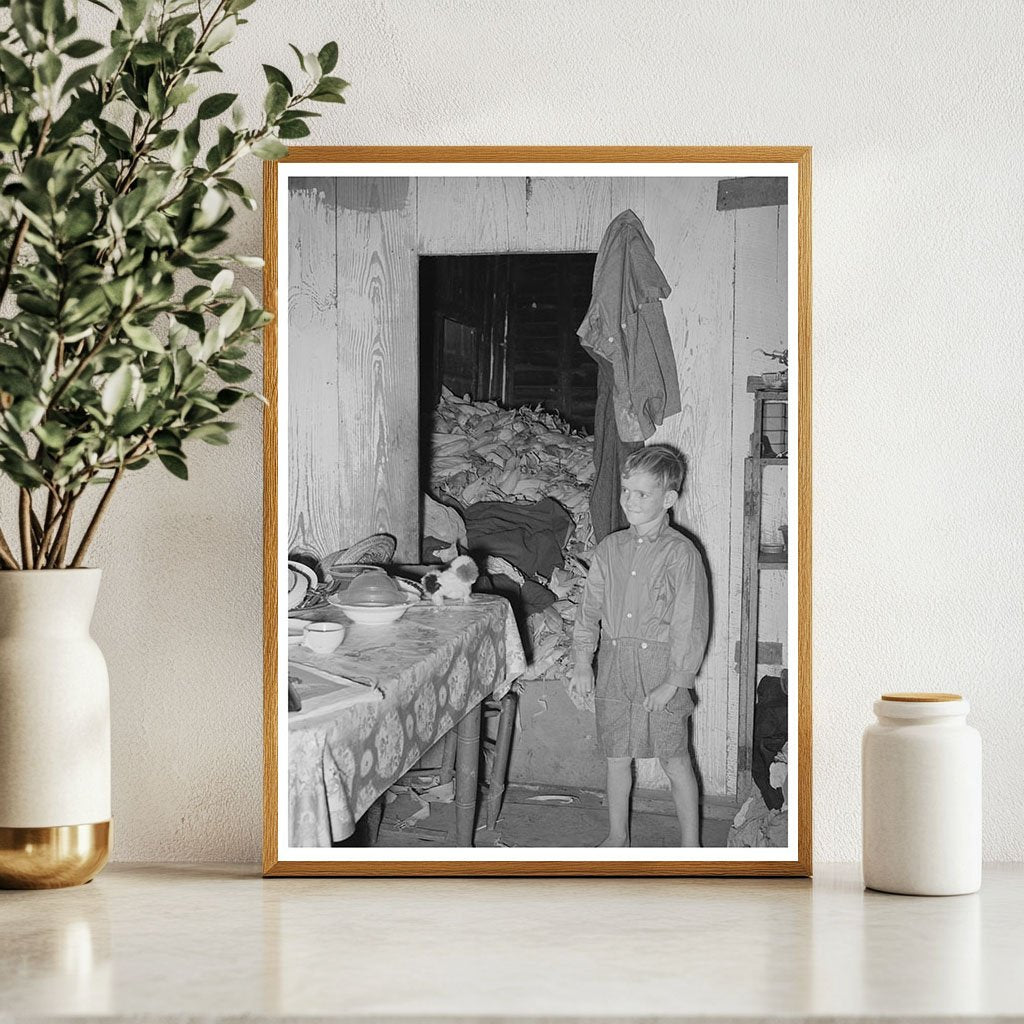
<box><xmin>569</xmin><ymin>666</ymin><xmax>595</xmax><ymax>700</ymax></box>
<box><xmin>643</xmin><ymin>682</ymin><xmax>678</xmax><ymax>713</ymax></box>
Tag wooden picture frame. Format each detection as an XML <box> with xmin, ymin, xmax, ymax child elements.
<box><xmin>263</xmin><ymin>147</ymin><xmax>812</xmax><ymax>877</ymax></box>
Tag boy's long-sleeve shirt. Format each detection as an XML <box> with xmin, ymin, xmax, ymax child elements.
<box><xmin>572</xmin><ymin>515</ymin><xmax>710</xmax><ymax>690</ymax></box>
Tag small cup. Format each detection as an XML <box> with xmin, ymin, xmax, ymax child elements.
<box><xmin>302</xmin><ymin>621</ymin><xmax>346</xmax><ymax>654</ymax></box>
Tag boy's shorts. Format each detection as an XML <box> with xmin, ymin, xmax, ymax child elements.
<box><xmin>595</xmin><ymin>636</ymin><xmax>694</xmax><ymax>759</ymax></box>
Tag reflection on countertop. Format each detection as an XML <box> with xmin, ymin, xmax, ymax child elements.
<box><xmin>2</xmin><ymin>863</ymin><xmax>1022</xmax><ymax>1019</ymax></box>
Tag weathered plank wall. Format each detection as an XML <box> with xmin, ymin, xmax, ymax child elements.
<box><xmin>289</xmin><ymin>175</ymin><xmax>786</xmax><ymax>799</ymax></box>
<box><xmin>288</xmin><ymin>178</ymin><xmax>420</xmax><ymax>562</ymax></box>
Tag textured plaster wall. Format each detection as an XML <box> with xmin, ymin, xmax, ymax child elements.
<box><xmin>57</xmin><ymin>1</ymin><xmax>1024</xmax><ymax>862</ymax></box>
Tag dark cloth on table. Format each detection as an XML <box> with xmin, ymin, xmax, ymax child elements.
<box><xmin>589</xmin><ymin>353</ymin><xmax>643</xmax><ymax>543</ymax></box>
<box><xmin>475</xmin><ymin>574</ymin><xmax>556</xmax><ymax>661</ymax></box>
<box><xmin>464</xmin><ymin>498</ymin><xmax>573</xmax><ymax>579</ymax></box>
<box><xmin>576</xmin><ymin>209</ymin><xmax>681</xmax><ymax>442</ymax></box>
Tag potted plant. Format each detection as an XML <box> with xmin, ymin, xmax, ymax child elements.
<box><xmin>0</xmin><ymin>0</ymin><xmax>345</xmax><ymax>887</ymax></box>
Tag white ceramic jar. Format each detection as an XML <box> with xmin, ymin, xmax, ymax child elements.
<box><xmin>862</xmin><ymin>693</ymin><xmax>981</xmax><ymax>895</ymax></box>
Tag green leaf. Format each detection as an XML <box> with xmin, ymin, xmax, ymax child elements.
<box><xmin>166</xmin><ymin>82</ymin><xmax>199</xmax><ymax>107</ymax></box>
<box><xmin>38</xmin><ymin>51</ymin><xmax>63</xmax><ymax>86</ymax></box>
<box><xmin>318</xmin><ymin>41</ymin><xmax>339</xmax><ymax>75</ymax></box>
<box><xmin>189</xmin><ymin>423</ymin><xmax>230</xmax><ymax>445</ymax></box>
<box><xmin>262</xmin><ymin>64</ymin><xmax>292</xmax><ymax>95</ymax></box>
<box><xmin>34</xmin><ymin>421</ymin><xmax>70</xmax><ymax>449</ymax></box>
<box><xmin>1</xmin><ymin>456</ymin><xmax>46</xmax><ymax>487</ymax></box>
<box><xmin>210</xmin><ymin>268</ymin><xmax>234</xmax><ymax>294</ymax></box>
<box><xmin>96</xmin><ymin>43</ymin><xmax>127</xmax><ymax>81</ymax></box>
<box><xmin>172</xmin><ymin>26</ymin><xmax>196</xmax><ymax>65</ymax></box>
<box><xmin>0</xmin><ymin>49</ymin><xmax>33</xmax><ymax>86</ymax></box>
<box><xmin>264</xmin><ymin>81</ymin><xmax>288</xmax><ymax>118</ymax></box>
<box><xmin>218</xmin><ymin>296</ymin><xmax>246</xmax><ymax>339</ymax></box>
<box><xmin>123</xmin><ymin>321</ymin><xmax>164</xmax><ymax>353</ymax></box>
<box><xmin>112</xmin><ymin>405</ymin><xmax>151</xmax><ymax>435</ymax></box>
<box><xmin>63</xmin><ymin>38</ymin><xmax>104</xmax><ymax>58</ymax></box>
<box><xmin>251</xmin><ymin>137</ymin><xmax>287</xmax><ymax>160</ymax></box>
<box><xmin>42</xmin><ymin>0</ymin><xmax>66</xmax><ymax>33</ymax></box>
<box><xmin>277</xmin><ymin>120</ymin><xmax>310</xmax><ymax>140</ymax></box>
<box><xmin>215</xmin><ymin>388</ymin><xmax>247</xmax><ymax>408</ymax></box>
<box><xmin>101</xmin><ymin>364</ymin><xmax>133</xmax><ymax>415</ymax></box>
<box><xmin>309</xmin><ymin>88</ymin><xmax>346</xmax><ymax>104</ymax></box>
<box><xmin>9</xmin><ymin>399</ymin><xmax>45</xmax><ymax>432</ymax></box>
<box><xmin>214</xmin><ymin>362</ymin><xmax>251</xmax><ymax>384</ymax></box>
<box><xmin>132</xmin><ymin>42</ymin><xmax>169</xmax><ymax>66</ymax></box>
<box><xmin>146</xmin><ymin>74</ymin><xmax>165</xmax><ymax>117</ymax></box>
<box><xmin>60</xmin><ymin>63</ymin><xmax>98</xmax><ymax>96</ymax></box>
<box><xmin>181</xmin><ymin>365</ymin><xmax>206</xmax><ymax>391</ymax></box>
<box><xmin>198</xmin><ymin>91</ymin><xmax>237</xmax><ymax>119</ymax></box>
<box><xmin>121</xmin><ymin>0</ymin><xmax>152</xmax><ymax>33</ymax></box>
<box><xmin>203</xmin><ymin>15</ymin><xmax>236</xmax><ymax>53</ymax></box>
<box><xmin>158</xmin><ymin>452</ymin><xmax>188</xmax><ymax>479</ymax></box>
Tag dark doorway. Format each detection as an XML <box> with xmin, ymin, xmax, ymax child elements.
<box><xmin>418</xmin><ymin>253</ymin><xmax>599</xmax><ymax>436</ymax></box>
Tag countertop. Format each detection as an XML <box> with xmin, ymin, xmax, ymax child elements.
<box><xmin>2</xmin><ymin>862</ymin><xmax>1022</xmax><ymax>1021</ymax></box>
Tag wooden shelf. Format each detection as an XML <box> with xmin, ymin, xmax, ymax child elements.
<box><xmin>758</xmin><ymin>549</ymin><xmax>788</xmax><ymax>567</ymax></box>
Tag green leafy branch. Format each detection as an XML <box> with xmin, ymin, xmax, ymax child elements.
<box><xmin>0</xmin><ymin>0</ymin><xmax>347</xmax><ymax>569</ymax></box>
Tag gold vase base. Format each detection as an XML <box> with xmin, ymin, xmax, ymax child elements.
<box><xmin>0</xmin><ymin>821</ymin><xmax>110</xmax><ymax>889</ymax></box>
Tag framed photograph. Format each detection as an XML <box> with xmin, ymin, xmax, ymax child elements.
<box><xmin>263</xmin><ymin>147</ymin><xmax>811</xmax><ymax>877</ymax></box>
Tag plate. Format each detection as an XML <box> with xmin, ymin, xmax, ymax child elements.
<box><xmin>287</xmin><ymin>561</ymin><xmax>319</xmax><ymax>610</ymax></box>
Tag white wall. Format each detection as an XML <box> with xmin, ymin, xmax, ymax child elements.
<box><xmin>55</xmin><ymin>0</ymin><xmax>1023</xmax><ymax>863</ymax></box>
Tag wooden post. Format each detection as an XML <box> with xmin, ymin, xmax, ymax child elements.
<box><xmin>738</xmin><ymin>454</ymin><xmax>762</xmax><ymax>791</ymax></box>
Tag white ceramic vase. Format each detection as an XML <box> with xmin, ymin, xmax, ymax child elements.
<box><xmin>0</xmin><ymin>569</ymin><xmax>111</xmax><ymax>888</ymax></box>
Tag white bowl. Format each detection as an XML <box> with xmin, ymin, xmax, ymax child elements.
<box><xmin>328</xmin><ymin>592</ymin><xmax>418</xmax><ymax>625</ymax></box>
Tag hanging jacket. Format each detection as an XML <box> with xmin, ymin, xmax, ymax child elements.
<box><xmin>576</xmin><ymin>209</ymin><xmax>681</xmax><ymax>441</ymax></box>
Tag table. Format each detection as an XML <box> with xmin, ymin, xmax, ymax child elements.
<box><xmin>288</xmin><ymin>594</ymin><xmax>526</xmax><ymax>847</ymax></box>
<box><xmin>4</xmin><ymin>863</ymin><xmax>1023</xmax><ymax>1020</ymax></box>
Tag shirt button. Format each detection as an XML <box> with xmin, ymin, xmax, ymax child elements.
<box><xmin>631</xmin><ymin>570</ymin><xmax>636</xmax><ymax>576</ymax></box>
<box><xmin>637</xmin><ymin>538</ymin><xmax>643</xmax><ymax>544</ymax></box>
<box><xmin>626</xmin><ymin>613</ymin><xmax>632</xmax><ymax>619</ymax></box>
<box><xmin>611</xmin><ymin>640</ymin><xmax>617</xmax><ymax>647</ymax></box>
<box><xmin>641</xmin><ymin>642</ymin><xmax>648</xmax><ymax>650</ymax></box>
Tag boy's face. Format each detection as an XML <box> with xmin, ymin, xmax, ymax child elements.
<box><xmin>619</xmin><ymin>471</ymin><xmax>677</xmax><ymax>529</ymax></box>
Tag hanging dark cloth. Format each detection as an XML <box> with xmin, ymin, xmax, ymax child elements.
<box><xmin>577</xmin><ymin>209</ymin><xmax>681</xmax><ymax>443</ymax></box>
<box><xmin>589</xmin><ymin>354</ymin><xmax>642</xmax><ymax>543</ymax></box>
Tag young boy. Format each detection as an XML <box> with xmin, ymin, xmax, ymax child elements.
<box><xmin>570</xmin><ymin>444</ymin><xmax>710</xmax><ymax>847</ymax></box>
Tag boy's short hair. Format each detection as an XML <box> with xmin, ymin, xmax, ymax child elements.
<box><xmin>622</xmin><ymin>443</ymin><xmax>686</xmax><ymax>494</ymax></box>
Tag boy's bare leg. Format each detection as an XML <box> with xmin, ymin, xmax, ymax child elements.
<box><xmin>600</xmin><ymin>756</ymin><xmax>632</xmax><ymax>846</ymax></box>
<box><xmin>660</xmin><ymin>755</ymin><xmax>700</xmax><ymax>847</ymax></box>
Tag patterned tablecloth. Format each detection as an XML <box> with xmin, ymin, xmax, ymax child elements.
<box><xmin>288</xmin><ymin>594</ymin><xmax>527</xmax><ymax>847</ymax></box>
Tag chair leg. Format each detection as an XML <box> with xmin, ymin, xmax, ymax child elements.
<box><xmin>454</xmin><ymin>703</ymin><xmax>482</xmax><ymax>846</ymax></box>
<box><xmin>486</xmin><ymin>691</ymin><xmax>517</xmax><ymax>829</ymax></box>
<box><xmin>440</xmin><ymin>730</ymin><xmax>458</xmax><ymax>785</ymax></box>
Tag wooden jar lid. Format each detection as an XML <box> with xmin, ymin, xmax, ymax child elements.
<box><xmin>881</xmin><ymin>692</ymin><xmax>962</xmax><ymax>702</ymax></box>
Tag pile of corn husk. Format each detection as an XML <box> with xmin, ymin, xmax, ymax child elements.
<box><xmin>430</xmin><ymin>387</ymin><xmax>595</xmax><ymax>680</ymax></box>
<box><xmin>430</xmin><ymin>387</ymin><xmax>595</xmax><ymax>557</ymax></box>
